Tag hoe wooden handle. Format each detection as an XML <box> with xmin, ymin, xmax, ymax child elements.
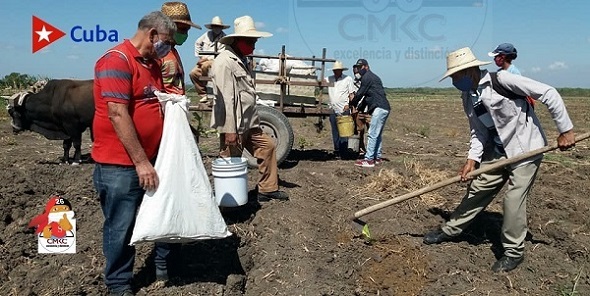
<box><xmin>350</xmin><ymin>132</ymin><xmax>590</xmax><ymax>220</ymax></box>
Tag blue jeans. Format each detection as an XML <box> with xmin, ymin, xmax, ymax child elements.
<box><xmin>329</xmin><ymin>111</ymin><xmax>348</xmax><ymax>152</ymax></box>
<box><xmin>94</xmin><ymin>164</ymin><xmax>171</xmax><ymax>293</ymax></box>
<box><xmin>365</xmin><ymin>107</ymin><xmax>389</xmax><ymax>161</ymax></box>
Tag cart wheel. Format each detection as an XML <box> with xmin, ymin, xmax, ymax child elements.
<box><xmin>243</xmin><ymin>105</ymin><xmax>294</xmax><ymax>168</ymax></box>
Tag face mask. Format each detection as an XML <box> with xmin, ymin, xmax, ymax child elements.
<box><xmin>452</xmin><ymin>75</ymin><xmax>473</xmax><ymax>91</ymax></box>
<box><xmin>359</xmin><ymin>68</ymin><xmax>367</xmax><ymax>76</ymax></box>
<box><xmin>236</xmin><ymin>39</ymin><xmax>255</xmax><ymax>56</ymax></box>
<box><xmin>173</xmin><ymin>32</ymin><xmax>188</xmax><ymax>46</ymax></box>
<box><xmin>154</xmin><ymin>40</ymin><xmax>172</xmax><ymax>58</ymax></box>
<box><xmin>354</xmin><ymin>73</ymin><xmax>362</xmax><ymax>80</ymax></box>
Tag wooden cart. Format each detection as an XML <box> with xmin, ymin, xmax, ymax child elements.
<box><xmin>188</xmin><ymin>45</ymin><xmax>336</xmax><ymax>166</ymax></box>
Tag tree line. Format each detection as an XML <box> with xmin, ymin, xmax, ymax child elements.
<box><xmin>0</xmin><ymin>73</ymin><xmax>49</xmax><ymax>91</ymax></box>
<box><xmin>1</xmin><ymin>72</ymin><xmax>589</xmax><ymax>97</ymax></box>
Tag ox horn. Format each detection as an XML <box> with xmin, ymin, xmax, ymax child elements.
<box><xmin>6</xmin><ymin>91</ymin><xmax>30</xmax><ymax>108</ymax></box>
<box><xmin>5</xmin><ymin>93</ymin><xmax>20</xmax><ymax>109</ymax></box>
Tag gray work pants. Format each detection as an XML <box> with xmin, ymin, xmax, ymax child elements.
<box><xmin>442</xmin><ymin>150</ymin><xmax>541</xmax><ymax>258</ymax></box>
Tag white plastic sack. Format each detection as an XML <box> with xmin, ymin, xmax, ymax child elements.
<box><xmin>130</xmin><ymin>92</ymin><xmax>231</xmax><ymax>245</ymax></box>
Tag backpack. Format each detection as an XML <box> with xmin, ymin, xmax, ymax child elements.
<box><xmin>489</xmin><ymin>72</ymin><xmax>535</xmax><ymax>109</ymax></box>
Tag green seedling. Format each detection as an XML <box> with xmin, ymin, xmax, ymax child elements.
<box><xmin>362</xmin><ymin>224</ymin><xmax>374</xmax><ymax>244</ymax></box>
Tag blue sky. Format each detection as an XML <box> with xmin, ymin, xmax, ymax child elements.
<box><xmin>1</xmin><ymin>0</ymin><xmax>589</xmax><ymax>88</ymax></box>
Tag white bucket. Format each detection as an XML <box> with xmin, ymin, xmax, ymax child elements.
<box><xmin>212</xmin><ymin>157</ymin><xmax>249</xmax><ymax>207</ymax></box>
<box><xmin>348</xmin><ymin>135</ymin><xmax>360</xmax><ymax>152</ymax></box>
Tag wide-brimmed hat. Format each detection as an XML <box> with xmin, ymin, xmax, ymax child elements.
<box><xmin>161</xmin><ymin>2</ymin><xmax>201</xmax><ymax>30</ymax></box>
<box><xmin>219</xmin><ymin>15</ymin><xmax>272</xmax><ymax>44</ymax></box>
<box><xmin>205</xmin><ymin>16</ymin><xmax>230</xmax><ymax>29</ymax></box>
<box><xmin>440</xmin><ymin>47</ymin><xmax>491</xmax><ymax>81</ymax></box>
<box><xmin>331</xmin><ymin>61</ymin><xmax>348</xmax><ymax>71</ymax></box>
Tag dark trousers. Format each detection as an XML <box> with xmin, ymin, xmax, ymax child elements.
<box><xmin>220</xmin><ymin>128</ymin><xmax>279</xmax><ymax>193</ymax></box>
<box><xmin>329</xmin><ymin>112</ymin><xmax>349</xmax><ymax>152</ymax></box>
<box><xmin>94</xmin><ymin>164</ymin><xmax>171</xmax><ymax>293</ymax></box>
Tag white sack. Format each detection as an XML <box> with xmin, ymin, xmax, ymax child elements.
<box><xmin>258</xmin><ymin>55</ymin><xmax>316</xmax><ymax>75</ymax></box>
<box><xmin>130</xmin><ymin>92</ymin><xmax>231</xmax><ymax>245</ymax></box>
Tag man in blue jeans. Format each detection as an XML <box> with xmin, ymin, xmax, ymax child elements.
<box><xmin>349</xmin><ymin>59</ymin><xmax>391</xmax><ymax>168</ymax></box>
<box><xmin>92</xmin><ymin>11</ymin><xmax>176</xmax><ymax>296</ymax></box>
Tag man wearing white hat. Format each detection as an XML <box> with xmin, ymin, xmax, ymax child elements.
<box><xmin>325</xmin><ymin>61</ymin><xmax>356</xmax><ymax>156</ymax></box>
<box><xmin>189</xmin><ymin>16</ymin><xmax>230</xmax><ymax>102</ymax></box>
<box><xmin>210</xmin><ymin>15</ymin><xmax>288</xmax><ymax>202</ymax></box>
<box><xmin>424</xmin><ymin>47</ymin><xmax>576</xmax><ymax>272</ymax></box>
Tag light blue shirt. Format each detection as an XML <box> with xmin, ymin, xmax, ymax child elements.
<box><xmin>500</xmin><ymin>64</ymin><xmax>521</xmax><ymax>75</ymax></box>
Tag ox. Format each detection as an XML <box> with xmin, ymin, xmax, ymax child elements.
<box><xmin>7</xmin><ymin>79</ymin><xmax>94</xmax><ymax>165</ymax></box>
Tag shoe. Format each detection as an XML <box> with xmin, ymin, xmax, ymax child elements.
<box><xmin>156</xmin><ymin>269</ymin><xmax>169</xmax><ymax>281</ymax></box>
<box><xmin>331</xmin><ymin>151</ymin><xmax>341</xmax><ymax>159</ymax></box>
<box><xmin>108</xmin><ymin>289</ymin><xmax>134</xmax><ymax>296</ymax></box>
<box><xmin>375</xmin><ymin>158</ymin><xmax>383</xmax><ymax>165</ymax></box>
<box><xmin>258</xmin><ymin>190</ymin><xmax>289</xmax><ymax>202</ymax></box>
<box><xmin>354</xmin><ymin>159</ymin><xmax>375</xmax><ymax>168</ymax></box>
<box><xmin>423</xmin><ymin>228</ymin><xmax>455</xmax><ymax>245</ymax></box>
<box><xmin>491</xmin><ymin>256</ymin><xmax>524</xmax><ymax>272</ymax></box>
<box><xmin>199</xmin><ymin>95</ymin><xmax>209</xmax><ymax>103</ymax></box>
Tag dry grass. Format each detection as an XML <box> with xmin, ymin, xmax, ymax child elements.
<box><xmin>356</xmin><ymin>158</ymin><xmax>451</xmax><ymax>207</ymax></box>
<box><xmin>0</xmin><ymin>136</ymin><xmax>17</xmax><ymax>146</ymax></box>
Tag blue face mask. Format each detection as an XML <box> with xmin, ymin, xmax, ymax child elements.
<box><xmin>359</xmin><ymin>68</ymin><xmax>367</xmax><ymax>76</ymax></box>
<box><xmin>154</xmin><ymin>40</ymin><xmax>172</xmax><ymax>58</ymax></box>
<box><xmin>452</xmin><ymin>75</ymin><xmax>473</xmax><ymax>91</ymax></box>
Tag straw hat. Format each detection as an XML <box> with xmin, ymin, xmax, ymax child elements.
<box><xmin>205</xmin><ymin>16</ymin><xmax>230</xmax><ymax>29</ymax></box>
<box><xmin>219</xmin><ymin>15</ymin><xmax>272</xmax><ymax>44</ymax></box>
<box><xmin>331</xmin><ymin>61</ymin><xmax>348</xmax><ymax>71</ymax></box>
<box><xmin>440</xmin><ymin>47</ymin><xmax>491</xmax><ymax>81</ymax></box>
<box><xmin>161</xmin><ymin>2</ymin><xmax>201</xmax><ymax>30</ymax></box>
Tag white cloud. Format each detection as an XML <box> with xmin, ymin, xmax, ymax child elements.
<box><xmin>548</xmin><ymin>61</ymin><xmax>567</xmax><ymax>70</ymax></box>
<box><xmin>276</xmin><ymin>27</ymin><xmax>288</xmax><ymax>33</ymax></box>
<box><xmin>67</xmin><ymin>55</ymin><xmax>80</xmax><ymax>60</ymax></box>
<box><xmin>254</xmin><ymin>49</ymin><xmax>265</xmax><ymax>55</ymax></box>
<box><xmin>255</xmin><ymin>22</ymin><xmax>265</xmax><ymax>28</ymax></box>
<box><xmin>531</xmin><ymin>67</ymin><xmax>541</xmax><ymax>73</ymax></box>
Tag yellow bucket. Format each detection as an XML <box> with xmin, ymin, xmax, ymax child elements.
<box><xmin>336</xmin><ymin>115</ymin><xmax>354</xmax><ymax>137</ymax></box>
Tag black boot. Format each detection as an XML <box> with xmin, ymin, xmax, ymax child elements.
<box><xmin>423</xmin><ymin>228</ymin><xmax>456</xmax><ymax>245</ymax></box>
<box><xmin>491</xmin><ymin>256</ymin><xmax>524</xmax><ymax>272</ymax></box>
<box><xmin>258</xmin><ymin>190</ymin><xmax>289</xmax><ymax>202</ymax></box>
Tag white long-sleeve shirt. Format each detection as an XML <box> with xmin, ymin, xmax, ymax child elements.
<box><xmin>325</xmin><ymin>74</ymin><xmax>355</xmax><ymax>114</ymax></box>
<box><xmin>462</xmin><ymin>70</ymin><xmax>573</xmax><ymax>166</ymax></box>
<box><xmin>194</xmin><ymin>31</ymin><xmax>226</xmax><ymax>60</ymax></box>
